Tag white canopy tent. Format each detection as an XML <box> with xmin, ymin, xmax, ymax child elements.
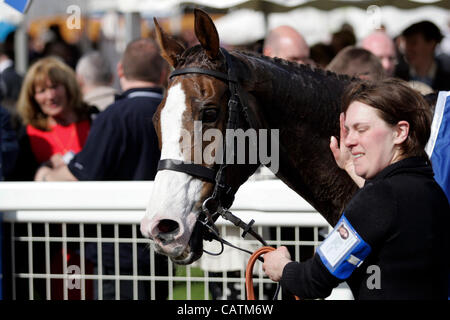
<box><xmin>2</xmin><ymin>0</ymin><xmax>449</xmax><ymax>24</ymax></box>
<box><xmin>214</xmin><ymin>5</ymin><xmax>450</xmax><ymax>45</ymax></box>
<box><xmin>86</xmin><ymin>0</ymin><xmax>450</xmax><ymax>45</ymax></box>
<box><xmin>1</xmin><ymin>0</ymin><xmax>449</xmax><ymax>70</ymax></box>
<box><xmin>117</xmin><ymin>0</ymin><xmax>450</xmax><ymax>12</ymax></box>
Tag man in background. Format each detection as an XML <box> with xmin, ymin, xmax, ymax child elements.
<box><xmin>361</xmin><ymin>31</ymin><xmax>397</xmax><ymax>77</ymax></box>
<box><xmin>263</xmin><ymin>25</ymin><xmax>312</xmax><ymax>65</ymax></box>
<box><xmin>396</xmin><ymin>20</ymin><xmax>450</xmax><ymax>91</ymax></box>
<box><xmin>76</xmin><ymin>51</ymin><xmax>117</xmax><ymax>111</ymax></box>
<box><xmin>0</xmin><ymin>32</ymin><xmax>23</xmax><ymax>129</ymax></box>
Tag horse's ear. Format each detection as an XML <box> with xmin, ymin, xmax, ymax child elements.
<box><xmin>154</xmin><ymin>17</ymin><xmax>185</xmax><ymax>68</ymax></box>
<box><xmin>194</xmin><ymin>8</ymin><xmax>220</xmax><ymax>60</ymax></box>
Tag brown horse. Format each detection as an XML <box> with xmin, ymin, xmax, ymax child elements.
<box><xmin>140</xmin><ymin>9</ymin><xmax>359</xmax><ymax>265</ymax></box>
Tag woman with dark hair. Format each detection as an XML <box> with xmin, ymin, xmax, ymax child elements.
<box><xmin>263</xmin><ymin>78</ymin><xmax>449</xmax><ymax>300</ymax></box>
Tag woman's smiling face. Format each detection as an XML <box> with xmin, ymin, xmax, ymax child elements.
<box><xmin>344</xmin><ymin>101</ymin><xmax>407</xmax><ymax>180</ymax></box>
<box><xmin>34</xmin><ymin>79</ymin><xmax>69</xmax><ymax>119</ymax></box>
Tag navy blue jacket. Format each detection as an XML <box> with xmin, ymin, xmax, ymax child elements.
<box><xmin>68</xmin><ymin>87</ymin><xmax>164</xmax><ymax>270</ymax></box>
<box><xmin>68</xmin><ymin>87</ymin><xmax>162</xmax><ymax>181</ymax></box>
<box><xmin>0</xmin><ymin>105</ymin><xmax>18</xmax><ymax>180</ymax></box>
<box><xmin>280</xmin><ymin>157</ymin><xmax>450</xmax><ymax>300</ymax></box>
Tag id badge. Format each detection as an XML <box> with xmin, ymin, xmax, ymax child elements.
<box><xmin>317</xmin><ymin>214</ymin><xmax>371</xmax><ymax>279</ymax></box>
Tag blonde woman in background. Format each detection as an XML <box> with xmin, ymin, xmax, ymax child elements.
<box><xmin>7</xmin><ymin>57</ymin><xmax>96</xmax><ymax>180</ymax></box>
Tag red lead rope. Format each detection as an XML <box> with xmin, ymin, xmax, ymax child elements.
<box><xmin>245</xmin><ymin>246</ymin><xmax>300</xmax><ymax>300</ymax></box>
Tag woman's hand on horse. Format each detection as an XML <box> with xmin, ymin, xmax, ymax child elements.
<box><xmin>330</xmin><ymin>113</ymin><xmax>365</xmax><ymax>188</ymax></box>
<box><xmin>262</xmin><ymin>246</ymin><xmax>292</xmax><ymax>282</ymax></box>
<box><xmin>330</xmin><ymin>113</ymin><xmax>351</xmax><ymax>169</ymax></box>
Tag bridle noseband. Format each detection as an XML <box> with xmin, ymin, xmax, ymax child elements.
<box><xmin>156</xmin><ymin>48</ymin><xmax>267</xmax><ymax>251</ymax></box>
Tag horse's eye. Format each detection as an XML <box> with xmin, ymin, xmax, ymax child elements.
<box><xmin>201</xmin><ymin>108</ymin><xmax>218</xmax><ymax>123</ymax></box>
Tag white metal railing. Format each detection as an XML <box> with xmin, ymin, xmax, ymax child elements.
<box><xmin>0</xmin><ymin>180</ymin><xmax>353</xmax><ymax>300</ymax></box>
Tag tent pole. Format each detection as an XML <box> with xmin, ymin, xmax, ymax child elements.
<box><xmin>14</xmin><ymin>22</ymin><xmax>28</xmax><ymax>75</ymax></box>
<box><xmin>125</xmin><ymin>12</ymin><xmax>141</xmax><ymax>44</ymax></box>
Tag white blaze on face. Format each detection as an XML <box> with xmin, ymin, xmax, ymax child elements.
<box><xmin>141</xmin><ymin>83</ymin><xmax>204</xmax><ymax>255</ymax></box>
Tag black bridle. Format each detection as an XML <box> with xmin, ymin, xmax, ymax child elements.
<box><xmin>156</xmin><ymin>48</ymin><xmax>267</xmax><ymax>252</ymax></box>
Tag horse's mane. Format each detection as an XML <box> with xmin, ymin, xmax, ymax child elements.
<box><xmin>240</xmin><ymin>49</ymin><xmax>353</xmax><ymax>83</ymax></box>
<box><xmin>235</xmin><ymin>50</ymin><xmax>357</xmax><ymax>136</ymax></box>
<box><xmin>177</xmin><ymin>46</ymin><xmax>357</xmax><ymax>137</ymax></box>
<box><xmin>178</xmin><ymin>45</ymin><xmax>354</xmax><ymax>82</ymax></box>
<box><xmin>177</xmin><ymin>45</ymin><xmax>227</xmax><ymax>73</ymax></box>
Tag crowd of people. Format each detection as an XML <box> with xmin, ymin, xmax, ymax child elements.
<box><xmin>1</xmin><ymin>27</ymin><xmax>171</xmax><ymax>300</ymax></box>
<box><xmin>0</xmin><ymin>15</ymin><xmax>449</xmax><ymax>300</ymax></box>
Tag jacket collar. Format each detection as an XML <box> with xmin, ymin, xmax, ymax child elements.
<box><xmin>117</xmin><ymin>87</ymin><xmax>164</xmax><ymax>101</ymax></box>
<box><xmin>364</xmin><ymin>156</ymin><xmax>433</xmax><ymax>187</ymax></box>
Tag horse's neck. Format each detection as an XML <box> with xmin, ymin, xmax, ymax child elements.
<box><xmin>238</xmin><ymin>53</ymin><xmax>358</xmax><ymax>225</ymax></box>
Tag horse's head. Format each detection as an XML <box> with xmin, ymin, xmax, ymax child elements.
<box><xmin>140</xmin><ymin>9</ymin><xmax>261</xmax><ymax>264</ymax></box>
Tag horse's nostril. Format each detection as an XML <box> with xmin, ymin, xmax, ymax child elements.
<box><xmin>157</xmin><ymin>219</ymin><xmax>179</xmax><ymax>234</ymax></box>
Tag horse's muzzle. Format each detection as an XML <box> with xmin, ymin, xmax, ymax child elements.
<box><xmin>153</xmin><ymin>219</ymin><xmax>180</xmax><ymax>244</ymax></box>
<box><xmin>141</xmin><ymin>216</ymin><xmax>204</xmax><ymax>264</ymax></box>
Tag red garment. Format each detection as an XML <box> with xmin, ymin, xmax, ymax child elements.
<box><xmin>27</xmin><ymin>120</ymin><xmax>90</xmax><ymax>164</ymax></box>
